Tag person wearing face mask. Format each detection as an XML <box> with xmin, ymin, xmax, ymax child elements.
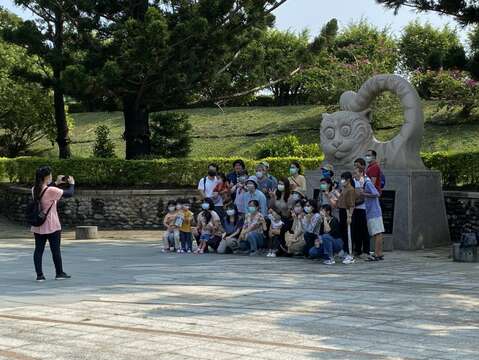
<box><xmin>365</xmin><ymin>150</ymin><xmax>382</xmax><ymax>194</ymax></box>
<box><xmin>237</xmin><ymin>177</ymin><xmax>268</xmax><ymax>217</ymax></box>
<box><xmin>260</xmin><ymin>161</ymin><xmax>278</xmax><ymax>188</ymax></box>
<box><xmin>179</xmin><ymin>199</ymin><xmax>195</xmax><ymax>253</ymax></box>
<box><xmin>232</xmin><ymin>170</ymin><xmax>248</xmax><ymax>217</ymax></box>
<box><xmin>198</xmin><ymin>163</ymin><xmax>222</xmax><ymax>204</ymax></box>
<box><xmin>288</xmin><ymin>161</ymin><xmax>307</xmax><ymax>194</ymax></box>
<box><xmin>320</xmin><ymin>164</ymin><xmax>334</xmax><ymax>180</ymax></box>
<box><xmin>309</xmin><ymin>205</ymin><xmax>343</xmax><ymax>264</ymax></box>
<box><xmin>285</xmin><ymin>200</ymin><xmax>306</xmax><ymax>256</ymax></box>
<box><xmin>195</xmin><ymin>198</ymin><xmax>222</xmax><ymax>254</ymax></box>
<box><xmin>268</xmin><ymin>177</ymin><xmax>295</xmax><ymax>255</ymax></box>
<box><xmin>212</xmin><ymin>172</ymin><xmax>229</xmax><ymax>218</ymax></box>
<box><xmin>255</xmin><ymin>163</ymin><xmax>276</xmax><ymax>197</ymax></box>
<box><xmin>301</xmin><ymin>200</ymin><xmax>322</xmax><ymax>257</ymax></box>
<box><xmin>352</xmin><ymin>160</ymin><xmax>370</xmax><ymax>258</ymax></box>
<box><xmin>163</xmin><ymin>200</ymin><xmax>181</xmax><ymax>253</ymax></box>
<box><xmin>239</xmin><ymin>200</ymin><xmax>267</xmax><ymax>256</ymax></box>
<box><xmin>337</xmin><ymin>172</ymin><xmax>357</xmax><ymax>264</ymax></box>
<box><xmin>217</xmin><ymin>205</ymin><xmax>244</xmax><ymax>254</ymax></box>
<box><xmin>266</xmin><ymin>209</ymin><xmax>284</xmax><ymax>257</ymax></box>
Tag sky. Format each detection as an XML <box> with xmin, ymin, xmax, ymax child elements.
<box><xmin>0</xmin><ymin>0</ymin><xmax>469</xmax><ymax>40</ymax></box>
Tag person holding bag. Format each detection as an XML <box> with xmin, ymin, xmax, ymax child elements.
<box><xmin>30</xmin><ymin>166</ymin><xmax>75</xmax><ymax>282</ymax></box>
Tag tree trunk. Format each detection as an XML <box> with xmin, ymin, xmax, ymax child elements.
<box><xmin>53</xmin><ymin>11</ymin><xmax>71</xmax><ymax>159</ymax></box>
<box><xmin>53</xmin><ymin>79</ymin><xmax>71</xmax><ymax>159</ymax></box>
<box><xmin>123</xmin><ymin>94</ymin><xmax>150</xmax><ymax>159</ymax></box>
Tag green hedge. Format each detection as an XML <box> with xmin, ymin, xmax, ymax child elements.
<box><xmin>0</xmin><ymin>153</ymin><xmax>477</xmax><ymax>188</ymax></box>
<box><xmin>0</xmin><ymin>157</ymin><xmax>323</xmax><ymax>187</ymax></box>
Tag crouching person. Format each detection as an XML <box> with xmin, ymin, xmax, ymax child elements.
<box><xmin>217</xmin><ymin>204</ymin><xmax>244</xmax><ymax>254</ymax></box>
<box><xmin>196</xmin><ymin>198</ymin><xmax>222</xmax><ymax>254</ymax></box>
<box><xmin>239</xmin><ymin>200</ymin><xmax>267</xmax><ymax>256</ymax></box>
<box><xmin>309</xmin><ymin>205</ymin><xmax>343</xmax><ymax>264</ymax></box>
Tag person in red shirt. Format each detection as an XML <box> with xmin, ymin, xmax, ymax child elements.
<box><xmin>365</xmin><ymin>150</ymin><xmax>382</xmax><ymax>194</ymax></box>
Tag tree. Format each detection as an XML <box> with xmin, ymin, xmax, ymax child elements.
<box><xmin>2</xmin><ymin>1</ymin><xmax>80</xmax><ymax>158</ymax></box>
<box><xmin>0</xmin><ymin>8</ymin><xmax>56</xmax><ymax>157</ymax></box>
<box><xmin>71</xmin><ymin>0</ymin><xmax>289</xmax><ymax>159</ymax></box>
<box><xmin>399</xmin><ymin>21</ymin><xmax>466</xmax><ymax>72</ymax></box>
<box><xmin>92</xmin><ymin>125</ymin><xmax>116</xmax><ymax>158</ymax></box>
<box><xmin>150</xmin><ymin>112</ymin><xmax>192</xmax><ymax>158</ymax></box>
<box><xmin>377</xmin><ymin>1</ymin><xmax>479</xmax><ymax>26</ymax></box>
<box><xmin>468</xmin><ymin>26</ymin><xmax>479</xmax><ymax>79</ymax></box>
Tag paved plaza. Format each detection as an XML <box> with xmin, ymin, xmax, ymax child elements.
<box><xmin>0</xmin><ymin>219</ymin><xmax>478</xmax><ymax>360</ymax></box>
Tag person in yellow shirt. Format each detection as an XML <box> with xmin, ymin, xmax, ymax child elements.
<box><xmin>179</xmin><ymin>199</ymin><xmax>195</xmax><ymax>253</ymax></box>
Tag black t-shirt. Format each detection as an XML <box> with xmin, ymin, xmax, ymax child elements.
<box><xmin>320</xmin><ymin>217</ymin><xmax>341</xmax><ymax>239</ymax></box>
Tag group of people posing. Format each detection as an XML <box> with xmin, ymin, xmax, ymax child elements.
<box><xmin>163</xmin><ymin>150</ymin><xmax>385</xmax><ymax>264</ymax></box>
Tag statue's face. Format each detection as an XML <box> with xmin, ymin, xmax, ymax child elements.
<box><xmin>320</xmin><ymin>110</ymin><xmax>373</xmax><ymax>164</ymax></box>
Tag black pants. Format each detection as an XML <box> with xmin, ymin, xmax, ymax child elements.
<box><xmin>33</xmin><ymin>231</ymin><xmax>64</xmax><ymax>276</ymax></box>
<box><xmin>276</xmin><ymin>217</ymin><xmax>293</xmax><ymax>256</ymax></box>
<box><xmin>339</xmin><ymin>208</ymin><xmax>350</xmax><ymax>254</ymax></box>
<box><xmin>352</xmin><ymin>208</ymin><xmax>370</xmax><ymax>255</ymax></box>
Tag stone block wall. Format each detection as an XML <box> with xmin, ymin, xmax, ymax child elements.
<box><xmin>0</xmin><ymin>186</ymin><xmax>200</xmax><ymax>230</ymax></box>
<box><xmin>444</xmin><ymin>191</ymin><xmax>479</xmax><ymax>242</ymax></box>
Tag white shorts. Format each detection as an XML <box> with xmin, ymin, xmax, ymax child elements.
<box><xmin>367</xmin><ymin>217</ymin><xmax>385</xmax><ymax>236</ymax></box>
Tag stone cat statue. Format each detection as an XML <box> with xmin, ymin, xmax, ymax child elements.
<box><xmin>320</xmin><ymin>74</ymin><xmax>425</xmax><ymax>169</ymax></box>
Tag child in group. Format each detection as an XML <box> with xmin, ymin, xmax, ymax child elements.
<box><xmin>267</xmin><ymin>208</ymin><xmax>283</xmax><ymax>257</ymax></box>
<box><xmin>179</xmin><ymin>199</ymin><xmax>195</xmax><ymax>253</ymax></box>
<box><xmin>212</xmin><ymin>172</ymin><xmax>229</xmax><ymax>218</ymax></box>
<box><xmin>196</xmin><ymin>198</ymin><xmax>221</xmax><ymax>254</ymax></box>
<box><xmin>163</xmin><ymin>200</ymin><xmax>180</xmax><ymax>252</ymax></box>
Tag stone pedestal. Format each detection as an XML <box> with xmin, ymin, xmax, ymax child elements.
<box><xmin>305</xmin><ymin>169</ymin><xmax>450</xmax><ymax>250</ymax></box>
<box><xmin>76</xmin><ymin>226</ymin><xmax>98</xmax><ymax>240</ymax></box>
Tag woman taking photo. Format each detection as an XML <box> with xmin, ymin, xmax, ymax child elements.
<box><xmin>31</xmin><ymin>166</ymin><xmax>75</xmax><ymax>282</ymax></box>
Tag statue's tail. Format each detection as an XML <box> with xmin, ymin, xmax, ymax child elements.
<box><xmin>339</xmin><ymin>74</ymin><xmax>424</xmax><ymax>156</ymax></box>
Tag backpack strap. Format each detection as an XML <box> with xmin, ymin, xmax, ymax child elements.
<box><xmin>203</xmin><ymin>176</ymin><xmax>207</xmax><ymax>192</ymax></box>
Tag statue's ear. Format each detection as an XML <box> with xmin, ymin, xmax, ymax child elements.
<box><xmin>360</xmin><ymin>109</ymin><xmax>372</xmax><ymax>123</ymax></box>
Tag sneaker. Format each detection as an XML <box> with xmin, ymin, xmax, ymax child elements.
<box><xmin>266</xmin><ymin>251</ymin><xmax>272</xmax><ymax>257</ymax></box>
<box><xmin>176</xmin><ymin>249</ymin><xmax>181</xmax><ymax>253</ymax></box>
<box><xmin>270</xmin><ymin>252</ymin><xmax>277</xmax><ymax>258</ymax></box>
<box><xmin>342</xmin><ymin>255</ymin><xmax>355</xmax><ymax>264</ymax></box>
<box><xmin>55</xmin><ymin>273</ymin><xmax>71</xmax><ymax>280</ymax></box>
<box><xmin>169</xmin><ymin>246</ymin><xmax>175</xmax><ymax>252</ymax></box>
<box><xmin>187</xmin><ymin>250</ymin><xmax>192</xmax><ymax>254</ymax></box>
<box><xmin>323</xmin><ymin>259</ymin><xmax>336</xmax><ymax>265</ymax></box>
<box><xmin>36</xmin><ymin>275</ymin><xmax>46</xmax><ymax>282</ymax></box>
<box><xmin>249</xmin><ymin>251</ymin><xmax>258</xmax><ymax>256</ymax></box>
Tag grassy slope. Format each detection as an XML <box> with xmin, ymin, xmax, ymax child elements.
<box><xmin>33</xmin><ymin>102</ymin><xmax>479</xmax><ymax>158</ymax></box>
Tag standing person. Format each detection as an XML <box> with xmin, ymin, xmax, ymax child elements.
<box><xmin>337</xmin><ymin>172</ymin><xmax>357</xmax><ymax>264</ymax></box>
<box><xmin>233</xmin><ymin>171</ymin><xmax>249</xmax><ymax>219</ymax></box>
<box><xmin>237</xmin><ymin>177</ymin><xmax>268</xmax><ymax>217</ymax></box>
<box><xmin>198</xmin><ymin>163</ymin><xmax>222</xmax><ymax>207</ymax></box>
<box><xmin>226</xmin><ymin>159</ymin><xmax>246</xmax><ymax>186</ymax></box>
<box><xmin>217</xmin><ymin>204</ymin><xmax>244</xmax><ymax>254</ymax></box>
<box><xmin>239</xmin><ymin>200</ymin><xmax>267</xmax><ymax>256</ymax></box>
<box><xmin>352</xmin><ymin>160</ymin><xmax>370</xmax><ymax>257</ymax></box>
<box><xmin>260</xmin><ymin>161</ymin><xmax>278</xmax><ymax>189</ymax></box>
<box><xmin>212</xmin><ymin>172</ymin><xmax>229</xmax><ymax>218</ymax></box>
<box><xmin>163</xmin><ymin>200</ymin><xmax>180</xmax><ymax>252</ymax></box>
<box><xmin>365</xmin><ymin>150</ymin><xmax>382</xmax><ymax>194</ymax></box>
<box><xmin>288</xmin><ymin>161</ymin><xmax>307</xmax><ymax>194</ymax></box>
<box><xmin>309</xmin><ymin>205</ymin><xmax>343</xmax><ymax>265</ymax></box>
<box><xmin>195</xmin><ymin>198</ymin><xmax>222</xmax><ymax>254</ymax></box>
<box><xmin>255</xmin><ymin>163</ymin><xmax>276</xmax><ymax>197</ymax></box>
<box><xmin>31</xmin><ymin>166</ymin><xmax>74</xmax><ymax>282</ymax></box>
<box><xmin>179</xmin><ymin>199</ymin><xmax>195</xmax><ymax>253</ymax></box>
<box><xmin>363</xmin><ymin>177</ymin><xmax>385</xmax><ymax>261</ymax></box>
<box><xmin>301</xmin><ymin>199</ymin><xmax>322</xmax><ymax>257</ymax></box>
<box><xmin>268</xmin><ymin>177</ymin><xmax>295</xmax><ymax>255</ymax></box>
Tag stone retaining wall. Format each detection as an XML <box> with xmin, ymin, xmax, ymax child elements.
<box><xmin>1</xmin><ymin>185</ymin><xmax>477</xmax><ymax>239</ymax></box>
<box><xmin>444</xmin><ymin>191</ymin><xmax>479</xmax><ymax>242</ymax></box>
<box><xmin>0</xmin><ymin>185</ymin><xmax>200</xmax><ymax>230</ymax></box>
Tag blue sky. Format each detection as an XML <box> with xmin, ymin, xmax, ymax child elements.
<box><xmin>0</xmin><ymin>0</ymin><xmax>468</xmax><ymax>39</ymax></box>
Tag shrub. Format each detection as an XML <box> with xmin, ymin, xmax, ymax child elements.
<box><xmin>256</xmin><ymin>135</ymin><xmax>322</xmax><ymax>159</ymax></box>
<box><xmin>0</xmin><ymin>153</ymin><xmax>477</xmax><ymax>189</ymax></box>
<box><xmin>150</xmin><ymin>112</ymin><xmax>192</xmax><ymax>158</ymax></box>
<box><xmin>92</xmin><ymin>125</ymin><xmax>116</xmax><ymax>158</ymax></box>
